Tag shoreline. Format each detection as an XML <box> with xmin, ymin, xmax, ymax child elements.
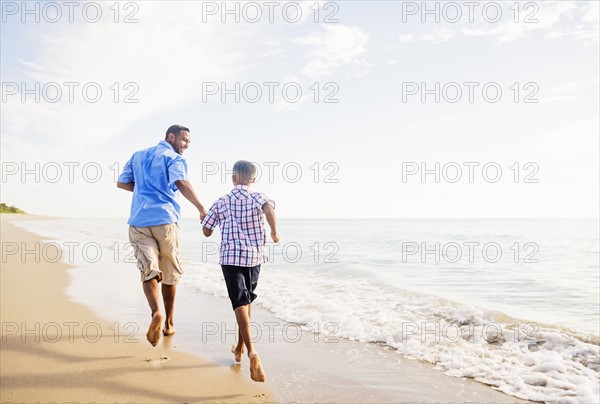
<box><xmin>2</xmin><ymin>213</ymin><xmax>539</xmax><ymax>403</ymax></box>
<box><xmin>0</xmin><ymin>213</ymin><xmax>271</xmax><ymax>403</ymax></box>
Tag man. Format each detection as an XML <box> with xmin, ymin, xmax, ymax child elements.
<box><xmin>117</xmin><ymin>124</ymin><xmax>207</xmax><ymax>346</ymax></box>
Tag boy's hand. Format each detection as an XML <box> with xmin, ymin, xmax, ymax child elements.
<box><xmin>203</xmin><ymin>226</ymin><xmax>213</xmax><ymax>237</ymax></box>
<box><xmin>263</xmin><ymin>202</ymin><xmax>279</xmax><ymax>242</ymax></box>
<box><xmin>271</xmin><ymin>230</ymin><xmax>280</xmax><ymax>243</ymax></box>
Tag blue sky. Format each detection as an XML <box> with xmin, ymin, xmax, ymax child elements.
<box><xmin>1</xmin><ymin>1</ymin><xmax>598</xmax><ymax>218</ymax></box>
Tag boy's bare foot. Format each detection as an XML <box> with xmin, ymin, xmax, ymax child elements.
<box><xmin>231</xmin><ymin>343</ymin><xmax>244</xmax><ymax>363</ymax></box>
<box><xmin>249</xmin><ymin>354</ymin><xmax>266</xmax><ymax>382</ymax></box>
<box><xmin>146</xmin><ymin>312</ymin><xmax>163</xmax><ymax>346</ymax></box>
<box><xmin>163</xmin><ymin>324</ymin><xmax>176</xmax><ymax>336</ymax></box>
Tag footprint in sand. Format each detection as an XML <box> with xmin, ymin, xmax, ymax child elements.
<box><xmin>144</xmin><ymin>355</ymin><xmax>170</xmax><ymax>366</ymax></box>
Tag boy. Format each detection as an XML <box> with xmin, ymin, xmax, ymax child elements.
<box><xmin>201</xmin><ymin>160</ymin><xmax>279</xmax><ymax>383</ymax></box>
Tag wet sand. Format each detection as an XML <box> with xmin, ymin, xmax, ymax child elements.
<box><xmin>0</xmin><ymin>214</ymin><xmax>271</xmax><ymax>403</ymax></box>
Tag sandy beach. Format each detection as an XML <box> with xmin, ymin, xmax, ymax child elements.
<box><xmin>0</xmin><ymin>213</ymin><xmax>270</xmax><ymax>403</ymax></box>
<box><xmin>2</xmin><ymin>1</ymin><xmax>598</xmax><ymax>402</ymax></box>
<box><xmin>0</xmin><ymin>213</ymin><xmax>541</xmax><ymax>403</ymax></box>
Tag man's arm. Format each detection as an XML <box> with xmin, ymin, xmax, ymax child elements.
<box><xmin>175</xmin><ymin>180</ymin><xmax>207</xmax><ymax>220</ymax></box>
<box><xmin>263</xmin><ymin>203</ymin><xmax>280</xmax><ymax>242</ymax></box>
<box><xmin>117</xmin><ymin>182</ymin><xmax>134</xmax><ymax>192</ymax></box>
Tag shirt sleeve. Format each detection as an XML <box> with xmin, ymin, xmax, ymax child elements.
<box><xmin>168</xmin><ymin>157</ymin><xmax>188</xmax><ymax>188</ymax></box>
<box><xmin>202</xmin><ymin>201</ymin><xmax>220</xmax><ymax>230</ymax></box>
<box><xmin>252</xmin><ymin>192</ymin><xmax>275</xmax><ymax>211</ymax></box>
<box><xmin>117</xmin><ymin>157</ymin><xmax>134</xmax><ymax>183</ymax></box>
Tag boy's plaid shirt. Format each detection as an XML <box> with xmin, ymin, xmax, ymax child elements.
<box><xmin>202</xmin><ymin>185</ymin><xmax>275</xmax><ymax>266</ymax></box>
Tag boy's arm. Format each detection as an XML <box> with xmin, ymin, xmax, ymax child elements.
<box><xmin>201</xmin><ymin>202</ymin><xmax>219</xmax><ymax>237</ymax></box>
<box><xmin>175</xmin><ymin>180</ymin><xmax>207</xmax><ymax>221</ymax></box>
<box><xmin>263</xmin><ymin>203</ymin><xmax>280</xmax><ymax>242</ymax></box>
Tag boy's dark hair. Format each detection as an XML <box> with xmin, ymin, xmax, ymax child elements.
<box><xmin>233</xmin><ymin>160</ymin><xmax>257</xmax><ymax>184</ymax></box>
<box><xmin>165</xmin><ymin>125</ymin><xmax>190</xmax><ymax>139</ymax></box>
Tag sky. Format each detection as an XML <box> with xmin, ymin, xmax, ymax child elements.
<box><xmin>1</xmin><ymin>0</ymin><xmax>598</xmax><ymax>219</ymax></box>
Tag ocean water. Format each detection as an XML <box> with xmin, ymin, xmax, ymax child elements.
<box><xmin>14</xmin><ymin>218</ymin><xmax>600</xmax><ymax>403</ymax></box>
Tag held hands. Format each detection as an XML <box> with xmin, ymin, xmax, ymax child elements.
<box><xmin>199</xmin><ymin>208</ymin><xmax>207</xmax><ymax>222</ymax></box>
<box><xmin>271</xmin><ymin>230</ymin><xmax>280</xmax><ymax>243</ymax></box>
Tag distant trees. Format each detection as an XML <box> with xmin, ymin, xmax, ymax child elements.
<box><xmin>0</xmin><ymin>203</ymin><xmax>25</xmax><ymax>214</ymax></box>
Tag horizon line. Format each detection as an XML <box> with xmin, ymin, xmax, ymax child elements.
<box><xmin>5</xmin><ymin>213</ymin><xmax>599</xmax><ymax>221</ymax></box>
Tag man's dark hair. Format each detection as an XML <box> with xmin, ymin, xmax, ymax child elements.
<box><xmin>165</xmin><ymin>125</ymin><xmax>190</xmax><ymax>139</ymax></box>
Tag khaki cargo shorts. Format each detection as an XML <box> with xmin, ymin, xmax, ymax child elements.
<box><xmin>128</xmin><ymin>223</ymin><xmax>183</xmax><ymax>285</ymax></box>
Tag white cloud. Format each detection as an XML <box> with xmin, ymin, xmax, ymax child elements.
<box><xmin>1</xmin><ymin>2</ymin><xmax>252</xmax><ymax>155</ymax></box>
<box><xmin>539</xmin><ymin>95</ymin><xmax>576</xmax><ymax>104</ymax></box>
<box><xmin>397</xmin><ymin>34</ymin><xmax>415</xmax><ymax>43</ymax></box>
<box><xmin>461</xmin><ymin>28</ymin><xmax>488</xmax><ymax>37</ymax></box>
<box><xmin>16</xmin><ymin>58</ymin><xmax>44</xmax><ymax>72</ymax></box>
<box><xmin>539</xmin><ymin>80</ymin><xmax>593</xmax><ymax>103</ymax></box>
<box><xmin>461</xmin><ymin>1</ymin><xmax>598</xmax><ymax>44</ymax></box>
<box><xmin>544</xmin><ymin>2</ymin><xmax>598</xmax><ymax>45</ymax></box>
<box><xmin>401</xmin><ymin>2</ymin><xmax>594</xmax><ymax>45</ymax></box>
<box><xmin>582</xmin><ymin>1</ymin><xmax>600</xmax><ymax>23</ymax></box>
<box><xmin>292</xmin><ymin>25</ymin><xmax>369</xmax><ymax>78</ymax></box>
<box><xmin>548</xmin><ymin>81</ymin><xmax>588</xmax><ymax>96</ymax></box>
<box><xmin>346</xmin><ymin>71</ymin><xmax>368</xmax><ymax>79</ymax></box>
<box><xmin>545</xmin><ymin>23</ymin><xmax>599</xmax><ymax>46</ymax></box>
<box><xmin>272</xmin><ymin>94</ymin><xmax>311</xmax><ymax>112</ymax></box>
<box><xmin>420</xmin><ymin>28</ymin><xmax>456</xmax><ymax>44</ymax></box>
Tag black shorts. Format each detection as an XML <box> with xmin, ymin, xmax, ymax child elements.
<box><xmin>221</xmin><ymin>264</ymin><xmax>261</xmax><ymax>310</ymax></box>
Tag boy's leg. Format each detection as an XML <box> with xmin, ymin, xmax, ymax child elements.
<box><xmin>234</xmin><ymin>304</ymin><xmax>254</xmax><ymax>355</ymax></box>
<box><xmin>234</xmin><ymin>304</ymin><xmax>265</xmax><ymax>382</ymax></box>
<box><xmin>162</xmin><ymin>284</ymin><xmax>176</xmax><ymax>335</ymax></box>
<box><xmin>233</xmin><ymin>303</ymin><xmax>250</xmax><ymax>362</ymax></box>
<box><xmin>143</xmin><ymin>277</ymin><xmax>163</xmax><ymax>346</ymax></box>
<box><xmin>223</xmin><ymin>264</ymin><xmax>264</xmax><ymax>380</ymax></box>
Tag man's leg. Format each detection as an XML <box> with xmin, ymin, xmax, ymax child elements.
<box><xmin>162</xmin><ymin>284</ymin><xmax>176</xmax><ymax>335</ymax></box>
<box><xmin>234</xmin><ymin>304</ymin><xmax>265</xmax><ymax>382</ymax></box>
<box><xmin>143</xmin><ymin>277</ymin><xmax>163</xmax><ymax>346</ymax></box>
<box><xmin>130</xmin><ymin>225</ymin><xmax>163</xmax><ymax>347</ymax></box>
<box><xmin>154</xmin><ymin>223</ymin><xmax>183</xmax><ymax>336</ymax></box>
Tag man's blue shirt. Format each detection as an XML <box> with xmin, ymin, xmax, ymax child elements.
<box><xmin>118</xmin><ymin>140</ymin><xmax>188</xmax><ymax>227</ymax></box>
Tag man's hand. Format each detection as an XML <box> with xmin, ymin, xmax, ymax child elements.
<box><xmin>271</xmin><ymin>230</ymin><xmax>280</xmax><ymax>243</ymax></box>
<box><xmin>199</xmin><ymin>208</ymin><xmax>207</xmax><ymax>222</ymax></box>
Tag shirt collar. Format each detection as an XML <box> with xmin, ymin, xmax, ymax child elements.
<box><xmin>233</xmin><ymin>184</ymin><xmax>250</xmax><ymax>191</ymax></box>
<box><xmin>159</xmin><ymin>140</ymin><xmax>175</xmax><ymax>152</ymax></box>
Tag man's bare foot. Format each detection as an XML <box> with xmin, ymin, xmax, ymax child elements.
<box><xmin>249</xmin><ymin>353</ymin><xmax>266</xmax><ymax>382</ymax></box>
<box><xmin>146</xmin><ymin>312</ymin><xmax>163</xmax><ymax>346</ymax></box>
<box><xmin>231</xmin><ymin>343</ymin><xmax>243</xmax><ymax>363</ymax></box>
<box><xmin>163</xmin><ymin>324</ymin><xmax>176</xmax><ymax>336</ymax></box>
